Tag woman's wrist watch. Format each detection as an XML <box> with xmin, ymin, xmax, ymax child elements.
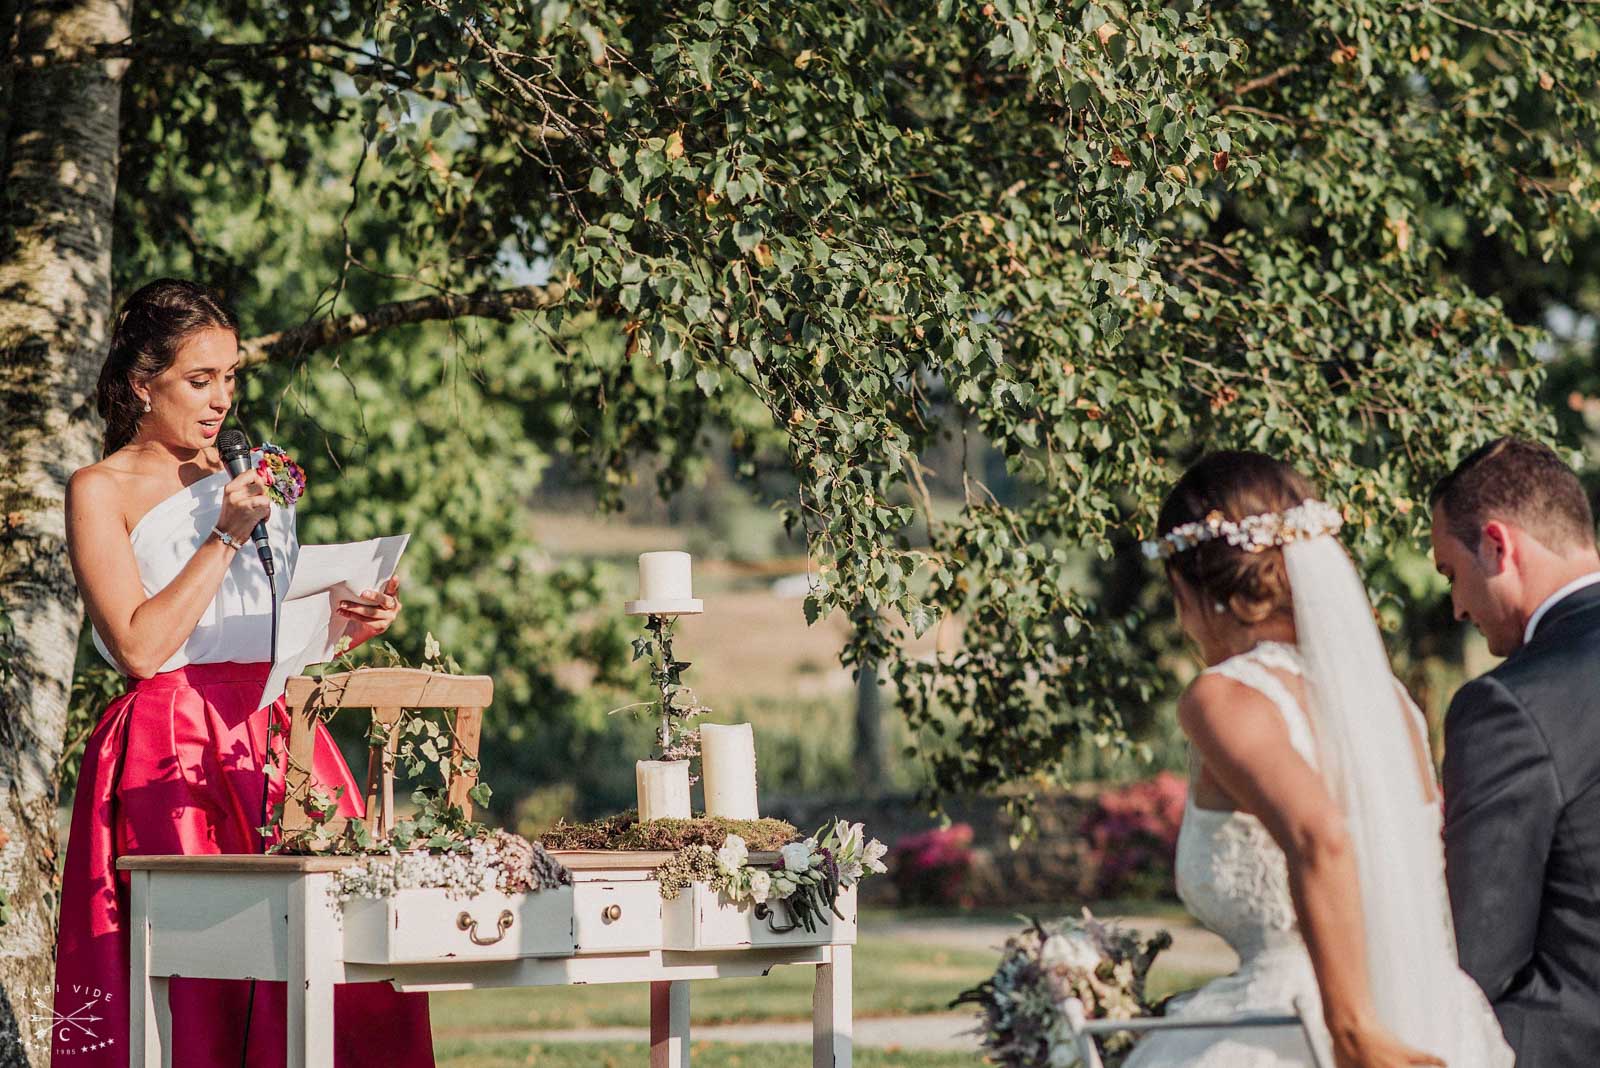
<box><xmin>211</xmin><ymin>526</ymin><xmax>242</xmax><ymax>551</ymax></box>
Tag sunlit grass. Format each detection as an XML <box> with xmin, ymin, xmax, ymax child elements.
<box><xmin>429</xmin><ymin>934</ymin><xmax>999</xmax><ymax>1034</ymax></box>
<box><xmin>436</xmin><ymin>1040</ymin><xmax>983</xmax><ymax>1068</ymax></box>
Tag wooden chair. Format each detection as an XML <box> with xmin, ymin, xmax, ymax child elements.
<box><xmin>280</xmin><ymin>668</ymin><xmax>493</xmax><ymax>840</ymax></box>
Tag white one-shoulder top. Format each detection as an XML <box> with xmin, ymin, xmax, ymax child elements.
<box><xmin>92</xmin><ymin>455</ymin><xmax>299</xmax><ymax>676</ymax></box>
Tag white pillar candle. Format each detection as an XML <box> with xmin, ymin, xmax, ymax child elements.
<box><xmin>636</xmin><ymin>759</ymin><xmax>692</xmax><ymax>821</ymax></box>
<box><xmin>638</xmin><ymin>551</ymin><xmax>694</xmax><ymax>602</ymax></box>
<box><xmin>700</xmin><ymin>722</ymin><xmax>759</xmax><ymax>820</ymax></box>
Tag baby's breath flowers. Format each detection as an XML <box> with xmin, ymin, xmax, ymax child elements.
<box><xmin>330</xmin><ymin>830</ymin><xmax>569</xmax><ymax>904</ymax></box>
<box><xmin>655</xmin><ymin>844</ymin><xmax>722</xmax><ymax>899</ymax></box>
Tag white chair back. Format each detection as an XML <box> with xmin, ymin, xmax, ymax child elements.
<box><xmin>1059</xmin><ymin>995</ymin><xmax>1330</xmax><ymax>1068</ymax></box>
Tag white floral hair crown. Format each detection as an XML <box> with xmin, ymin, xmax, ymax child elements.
<box><xmin>1141</xmin><ymin>499</ymin><xmax>1344</xmax><ymax>561</ymax></box>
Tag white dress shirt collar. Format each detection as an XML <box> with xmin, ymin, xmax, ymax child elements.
<box><xmin>1524</xmin><ymin>571</ymin><xmax>1600</xmax><ymax>645</ymax></box>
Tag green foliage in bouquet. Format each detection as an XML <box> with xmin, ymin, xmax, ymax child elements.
<box><xmin>955</xmin><ymin>911</ymin><xmax>1172</xmax><ymax>1067</ymax></box>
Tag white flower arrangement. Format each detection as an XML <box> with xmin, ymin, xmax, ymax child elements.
<box><xmin>656</xmin><ymin>819</ymin><xmax>887</xmax><ymax>932</ymax></box>
<box><xmin>329</xmin><ymin>830</ymin><xmax>570</xmax><ymax>904</ymax></box>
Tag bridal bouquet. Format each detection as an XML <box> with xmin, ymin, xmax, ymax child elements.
<box><xmin>955</xmin><ymin>909</ymin><xmax>1171</xmax><ymax>1068</ymax></box>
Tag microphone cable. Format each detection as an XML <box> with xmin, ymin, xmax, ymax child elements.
<box><xmin>238</xmin><ymin>467</ymin><xmax>281</xmax><ymax>1068</ymax></box>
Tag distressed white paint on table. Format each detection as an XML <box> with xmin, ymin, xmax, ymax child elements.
<box><xmin>116</xmin><ymin>851</ymin><xmax>855</xmax><ymax>1068</ymax></box>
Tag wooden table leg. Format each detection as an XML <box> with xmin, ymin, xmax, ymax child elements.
<box><xmin>286</xmin><ymin>877</ymin><xmax>336</xmax><ymax>1068</ymax></box>
<box><xmin>150</xmin><ymin>978</ymin><xmax>172</xmax><ymax>1068</ymax></box>
<box><xmin>813</xmin><ymin>945</ymin><xmax>853</xmax><ymax>1068</ymax></box>
<box><xmin>650</xmin><ymin>979</ymin><xmax>691</xmax><ymax>1068</ymax></box>
<box><xmin>128</xmin><ymin>870</ymin><xmax>172</xmax><ymax>1067</ymax></box>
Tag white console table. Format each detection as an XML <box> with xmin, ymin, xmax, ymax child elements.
<box><xmin>117</xmin><ymin>851</ymin><xmax>854</xmax><ymax>1068</ymax></box>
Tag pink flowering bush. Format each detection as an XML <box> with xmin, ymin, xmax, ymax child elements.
<box><xmin>1083</xmin><ymin>772</ymin><xmax>1188</xmax><ymax>899</ymax></box>
<box><xmin>888</xmin><ymin>823</ymin><xmax>975</xmax><ymax>907</ymax></box>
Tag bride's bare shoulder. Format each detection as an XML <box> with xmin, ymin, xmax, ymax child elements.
<box><xmin>1178</xmin><ymin>671</ymin><xmax>1288</xmax><ymax>741</ymax></box>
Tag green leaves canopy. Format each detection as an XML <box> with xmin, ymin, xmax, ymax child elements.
<box><xmin>114</xmin><ymin>0</ymin><xmax>1597</xmax><ymax>801</ymax></box>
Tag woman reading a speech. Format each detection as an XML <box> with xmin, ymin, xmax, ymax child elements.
<box><xmin>53</xmin><ymin>279</ymin><xmax>433</xmax><ymax>1066</ymax></box>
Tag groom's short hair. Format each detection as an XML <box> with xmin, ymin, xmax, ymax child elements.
<box><xmin>1431</xmin><ymin>437</ymin><xmax>1595</xmax><ymax>554</ymax></box>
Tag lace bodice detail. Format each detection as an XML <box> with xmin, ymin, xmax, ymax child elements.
<box><xmin>1131</xmin><ymin>639</ymin><xmax>1514</xmax><ymax>1068</ymax></box>
<box><xmin>1175</xmin><ymin>642</ymin><xmax>1317</xmax><ymax>960</ymax></box>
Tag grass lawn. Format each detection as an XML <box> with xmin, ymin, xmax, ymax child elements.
<box><xmin>429</xmin><ymin>935</ymin><xmax>999</xmax><ymax>1035</ymax></box>
<box><xmin>436</xmin><ymin>1040</ymin><xmax>981</xmax><ymax>1067</ymax></box>
<box><xmin>859</xmin><ymin>900</ymin><xmax>1197</xmax><ymax>926</ymax></box>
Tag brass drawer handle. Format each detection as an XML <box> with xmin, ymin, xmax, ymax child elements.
<box><xmin>602</xmin><ymin>903</ymin><xmax>623</xmax><ymax>922</ymax></box>
<box><xmin>754</xmin><ymin>902</ymin><xmax>801</xmax><ymax>933</ymax></box>
<box><xmin>458</xmin><ymin>909</ymin><xmax>515</xmax><ymax>946</ymax></box>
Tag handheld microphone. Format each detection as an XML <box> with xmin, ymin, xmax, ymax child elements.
<box><xmin>217</xmin><ymin>428</ymin><xmax>276</xmax><ymax>576</ymax></box>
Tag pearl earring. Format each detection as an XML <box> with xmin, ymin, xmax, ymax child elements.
<box><xmin>1212</xmin><ymin>602</ymin><xmax>1226</xmax><ymax>615</ymax></box>
<box><xmin>142</xmin><ymin>400</ymin><xmax>151</xmax><ymax>413</ymax></box>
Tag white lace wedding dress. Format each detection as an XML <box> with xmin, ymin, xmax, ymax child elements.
<box><xmin>1123</xmin><ymin>640</ymin><xmax>1511</xmax><ymax>1068</ymax></box>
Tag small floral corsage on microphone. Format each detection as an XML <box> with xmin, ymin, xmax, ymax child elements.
<box><xmin>255</xmin><ymin>443</ymin><xmax>307</xmax><ymax>507</ymax></box>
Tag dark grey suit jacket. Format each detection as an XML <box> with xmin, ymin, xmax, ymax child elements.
<box><xmin>1443</xmin><ymin>582</ymin><xmax>1600</xmax><ymax>1068</ymax></box>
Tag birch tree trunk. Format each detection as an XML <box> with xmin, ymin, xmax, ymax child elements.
<box><xmin>0</xmin><ymin>0</ymin><xmax>129</xmax><ymax>1062</ymax></box>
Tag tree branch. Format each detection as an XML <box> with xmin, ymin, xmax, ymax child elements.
<box><xmin>238</xmin><ymin>283</ymin><xmax>567</xmax><ymax>367</ymax></box>
<box><xmin>1233</xmin><ymin>63</ymin><xmax>1301</xmax><ymax>98</ymax></box>
<box><xmin>16</xmin><ymin>34</ymin><xmax>574</xmax><ymax>142</ymax></box>
<box><xmin>18</xmin><ymin>34</ymin><xmax>400</xmax><ymax>76</ymax></box>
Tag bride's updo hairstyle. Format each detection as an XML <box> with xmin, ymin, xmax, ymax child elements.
<box><xmin>1156</xmin><ymin>451</ymin><xmax>1318</xmax><ymax>625</ymax></box>
<box><xmin>97</xmin><ymin>279</ymin><xmax>239</xmax><ymax>455</ymax></box>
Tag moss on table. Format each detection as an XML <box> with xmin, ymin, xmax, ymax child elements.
<box><xmin>538</xmin><ymin>810</ymin><xmax>797</xmax><ymax>852</ymax></box>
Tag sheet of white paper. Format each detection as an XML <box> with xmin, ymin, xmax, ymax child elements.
<box><xmin>257</xmin><ymin>534</ymin><xmax>410</xmax><ymax>710</ymax></box>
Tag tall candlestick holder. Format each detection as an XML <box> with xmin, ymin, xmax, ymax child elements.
<box><xmin>628</xmin><ymin>553</ymin><xmax>707</xmax><ymax>819</ymax></box>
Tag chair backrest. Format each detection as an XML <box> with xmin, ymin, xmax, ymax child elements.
<box><xmin>280</xmin><ymin>668</ymin><xmax>493</xmax><ymax>840</ymax></box>
<box><xmin>1060</xmin><ymin>995</ymin><xmax>1329</xmax><ymax>1068</ymax></box>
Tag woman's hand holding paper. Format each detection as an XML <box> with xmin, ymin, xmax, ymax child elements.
<box><xmin>338</xmin><ymin>573</ymin><xmax>402</xmax><ymax>648</ymax></box>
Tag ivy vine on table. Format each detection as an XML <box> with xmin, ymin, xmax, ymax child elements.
<box><xmin>261</xmin><ymin>633</ymin><xmax>494</xmax><ymax>856</ymax></box>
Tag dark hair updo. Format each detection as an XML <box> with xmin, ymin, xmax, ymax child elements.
<box><xmin>1156</xmin><ymin>451</ymin><xmax>1319</xmax><ymax>625</ymax></box>
<box><xmin>97</xmin><ymin>279</ymin><xmax>239</xmax><ymax>455</ymax></box>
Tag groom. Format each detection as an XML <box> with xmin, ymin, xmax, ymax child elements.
<box><xmin>1430</xmin><ymin>437</ymin><xmax>1600</xmax><ymax>1068</ymax></box>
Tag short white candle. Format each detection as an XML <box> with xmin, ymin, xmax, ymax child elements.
<box><xmin>638</xmin><ymin>551</ymin><xmax>694</xmax><ymax>602</ymax></box>
<box><xmin>700</xmin><ymin>723</ymin><xmax>759</xmax><ymax>820</ymax></box>
<box><xmin>636</xmin><ymin>759</ymin><xmax>692</xmax><ymax>821</ymax></box>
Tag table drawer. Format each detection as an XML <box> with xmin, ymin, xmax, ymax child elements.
<box><xmin>343</xmin><ymin>886</ymin><xmax>576</xmax><ymax>964</ymax></box>
<box><xmin>572</xmin><ymin>880</ymin><xmax>664</xmax><ymax>954</ymax></box>
<box><xmin>663</xmin><ymin>883</ymin><xmax>856</xmax><ymax>950</ymax></box>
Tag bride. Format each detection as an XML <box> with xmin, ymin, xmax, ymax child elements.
<box><xmin>1124</xmin><ymin>452</ymin><xmax>1511</xmax><ymax>1068</ymax></box>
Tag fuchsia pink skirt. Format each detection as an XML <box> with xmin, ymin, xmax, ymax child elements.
<box><xmin>52</xmin><ymin>661</ymin><xmax>434</xmax><ymax>1066</ymax></box>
